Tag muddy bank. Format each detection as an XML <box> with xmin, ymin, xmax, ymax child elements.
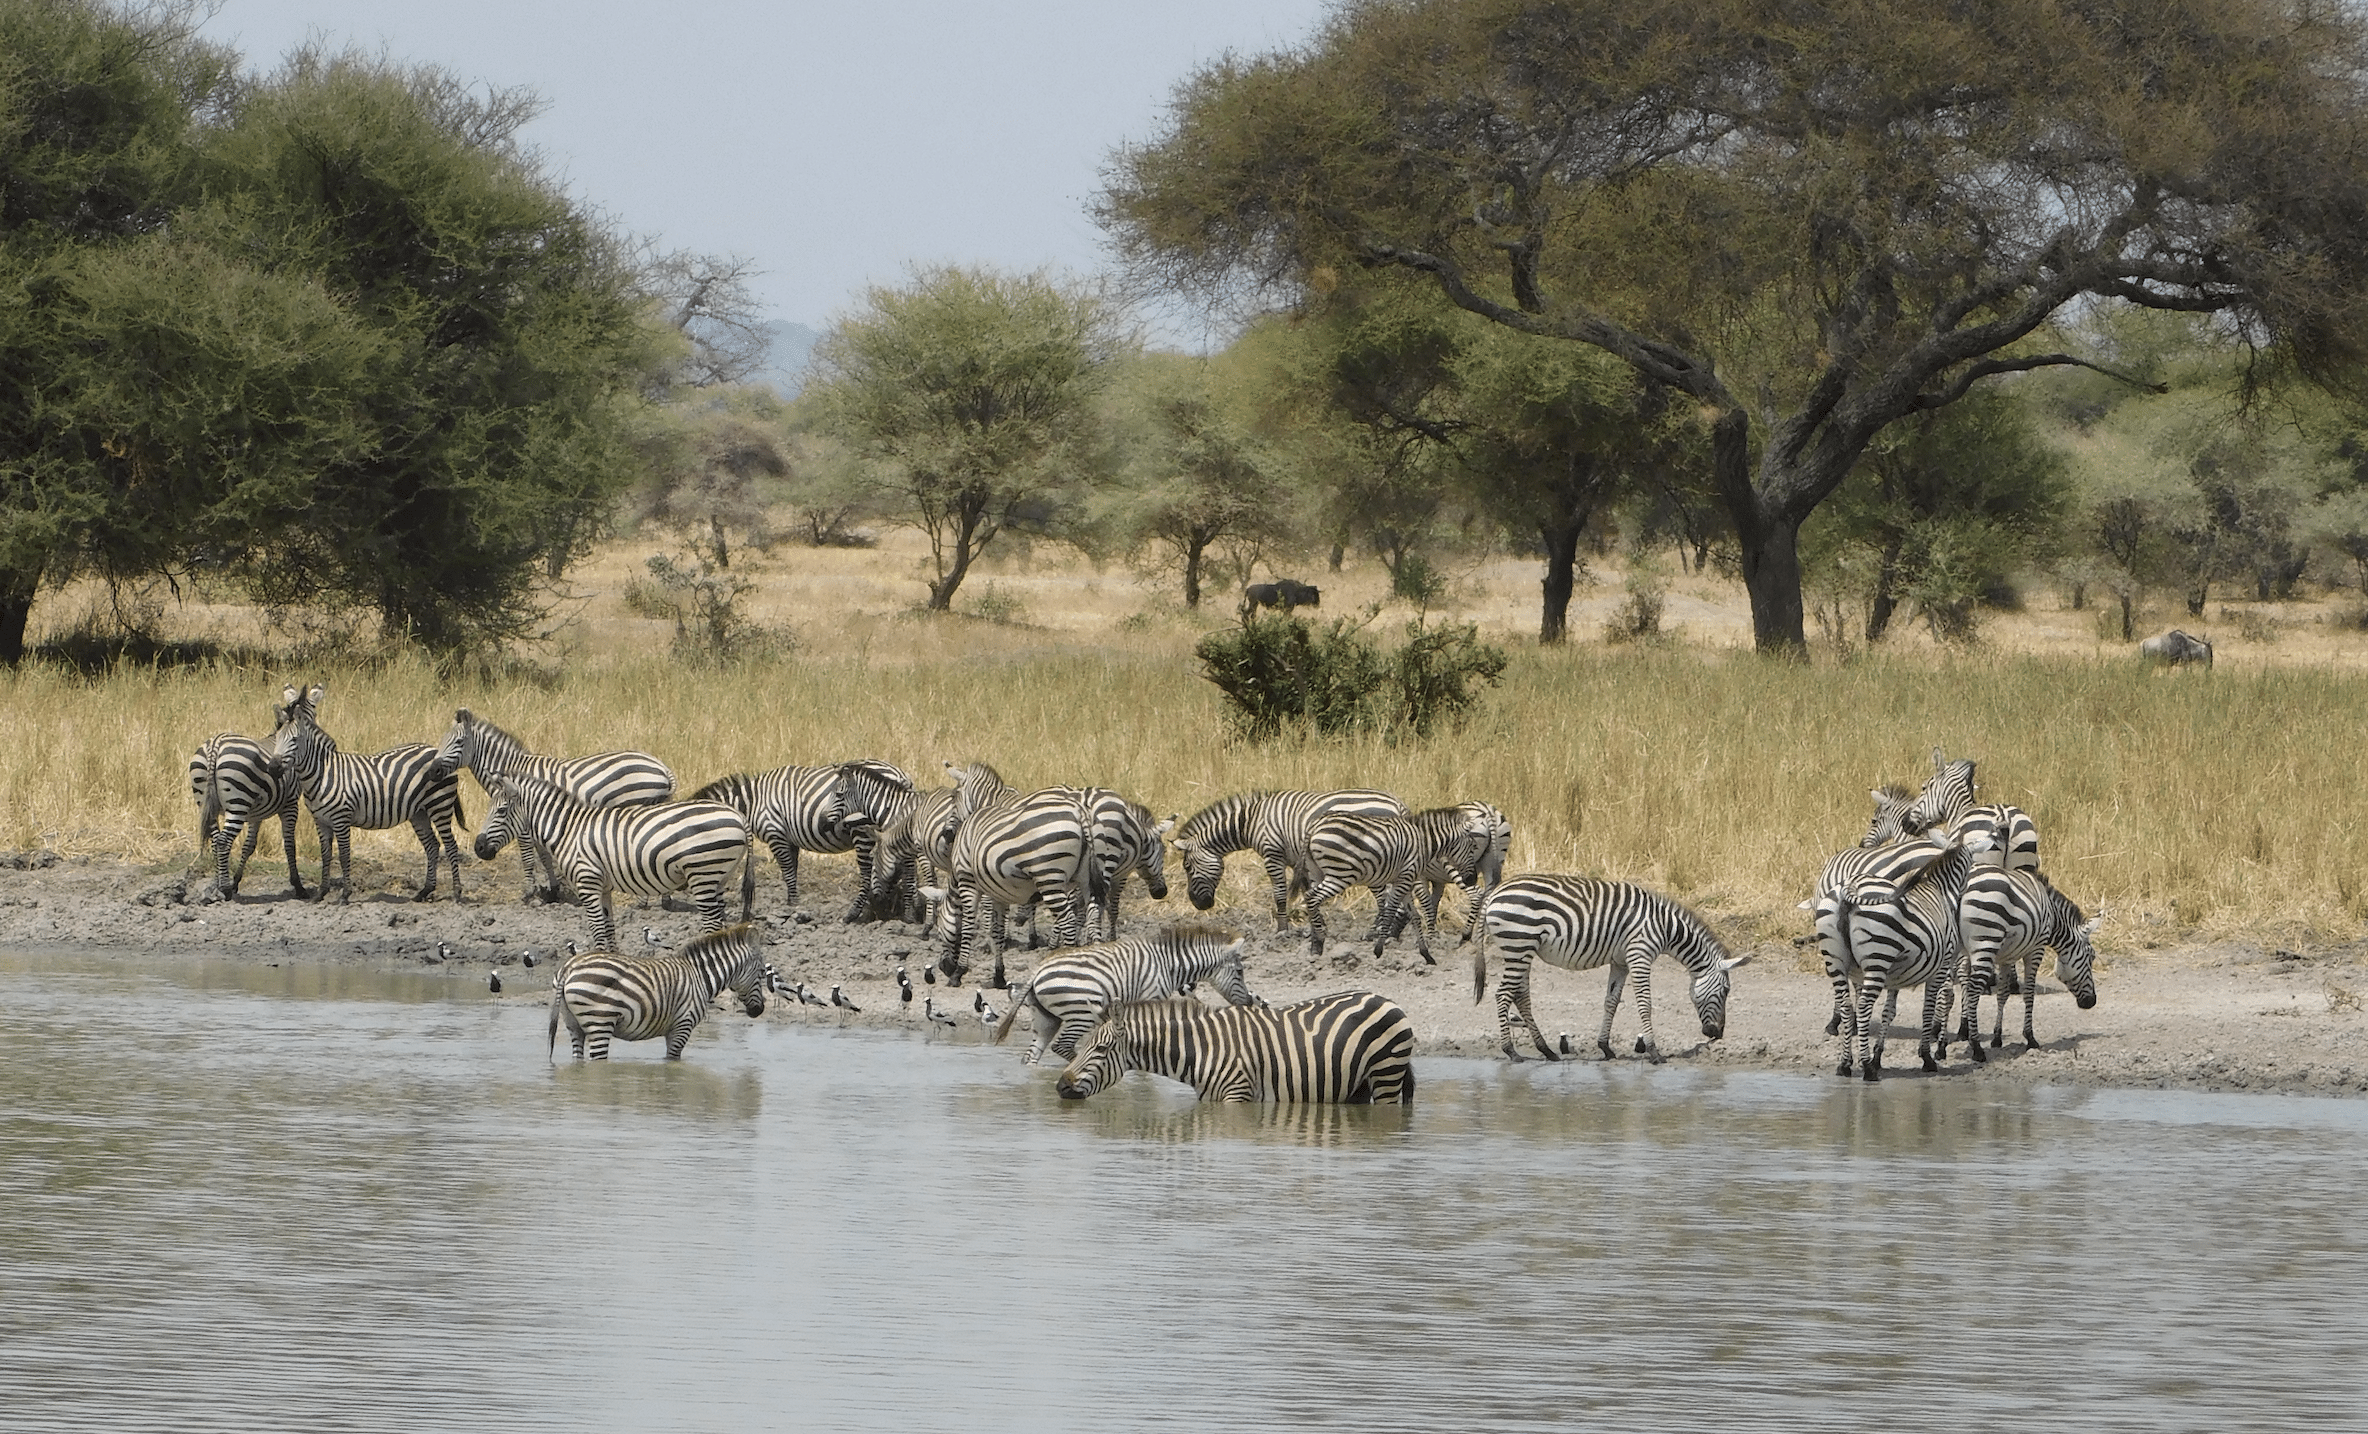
<box><xmin>5</xmin><ymin>852</ymin><xmax>2365</xmax><ymax>1098</ymax></box>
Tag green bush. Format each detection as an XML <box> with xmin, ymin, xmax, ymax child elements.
<box><xmin>1194</xmin><ymin>613</ymin><xmax>1505</xmax><ymax>742</ymax></box>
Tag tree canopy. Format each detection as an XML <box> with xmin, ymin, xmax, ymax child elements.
<box><xmin>1101</xmin><ymin>0</ymin><xmax>2368</xmax><ymax>652</ymax></box>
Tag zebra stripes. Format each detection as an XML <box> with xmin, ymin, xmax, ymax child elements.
<box><xmin>1388</xmin><ymin>802</ymin><xmax>1506</xmax><ymax>947</ymax></box>
<box><xmin>1819</xmin><ymin>827</ymin><xmax>1986</xmax><ymax>1080</ymax></box>
<box><xmin>1476</xmin><ymin>875</ymin><xmax>1749</xmax><ymax>1062</ymax></box>
<box><xmin>270</xmin><ymin>684</ymin><xmax>465</xmax><ymax>903</ymax></box>
<box><xmin>1054</xmin><ymin>991</ymin><xmax>1416</xmax><ymax>1104</ymax></box>
<box><xmin>864</xmin><ymin>783</ymin><xmax>958</xmax><ymax>930</ymax></box>
<box><xmin>1074</xmin><ymin>789</ymin><xmax>1176</xmax><ymax>942</ymax></box>
<box><xmin>436</xmin><ymin>709</ymin><xmax>674</xmax><ymax>902</ymax></box>
<box><xmin>547</xmin><ymin>923</ymin><xmax>770</xmax><ymax>1060</ymax></box>
<box><xmin>1905</xmin><ymin>749</ymin><xmax>2040</xmax><ymax>873</ymax></box>
<box><xmin>993</xmin><ymin>926</ymin><xmax>1262</xmax><ymax>1065</ymax></box>
<box><xmin>833</xmin><ymin>759</ymin><xmax>924</xmax><ymax>922</ymax></box>
<box><xmin>1172</xmin><ymin>789</ymin><xmax>1409</xmax><ymax>931</ymax></box>
<box><xmin>478</xmin><ymin>774</ymin><xmax>749</xmax><ymax>953</ymax></box>
<box><xmin>692</xmin><ymin>759</ymin><xmax>912</xmax><ymax>921</ymax></box>
<box><xmin>1956</xmin><ymin>867</ymin><xmax>2101</xmax><ymax>1055</ymax></box>
<box><xmin>926</xmin><ymin>767</ymin><xmax>1090</xmax><ymax>988</ymax></box>
<box><xmin>1300</xmin><ymin>809</ymin><xmax>1427</xmax><ymax>962</ymax></box>
<box><xmin>189</xmin><ymin>725</ymin><xmax>307</xmax><ymax>900</ymax></box>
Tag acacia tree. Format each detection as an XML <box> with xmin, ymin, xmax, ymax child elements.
<box><xmin>1100</xmin><ymin>0</ymin><xmax>2368</xmax><ymax>653</ymax></box>
<box><xmin>810</xmin><ymin>267</ymin><xmax>1122</xmax><ymax>611</ymax></box>
<box><xmin>1104</xmin><ymin>352</ymin><xmax>1295</xmax><ymax>608</ymax></box>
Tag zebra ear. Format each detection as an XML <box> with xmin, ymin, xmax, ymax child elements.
<box><xmin>307</xmin><ymin>684</ymin><xmax>326</xmax><ymax>708</ymax></box>
<box><xmin>282</xmin><ymin>684</ymin><xmax>300</xmax><ymax>706</ymax></box>
<box><xmin>1155</xmin><ymin>815</ymin><xmax>1178</xmax><ymax>838</ymax></box>
<box><xmin>1797</xmin><ymin>898</ymin><xmax>1816</xmax><ymax>911</ymax></box>
<box><xmin>1722</xmin><ymin>953</ymin><xmax>1754</xmax><ymax>971</ymax></box>
<box><xmin>455</xmin><ymin>708</ymin><xmax>472</xmax><ymax>724</ymax></box>
<box><xmin>2080</xmin><ymin>915</ymin><xmax>2104</xmax><ymax>938</ymax></box>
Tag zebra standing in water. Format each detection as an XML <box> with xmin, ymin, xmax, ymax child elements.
<box><xmin>188</xmin><ymin>719</ymin><xmax>308</xmax><ymax>900</ymax></box>
<box><xmin>691</xmin><ymin>759</ymin><xmax>912</xmax><ymax>921</ymax></box>
<box><xmin>1954</xmin><ymin>866</ymin><xmax>2101</xmax><ymax>1055</ymax></box>
<box><xmin>270</xmin><ymin>685</ymin><xmax>466</xmax><ymax>903</ymax></box>
<box><xmin>548</xmin><ymin>924</ymin><xmax>770</xmax><ymax>1060</ymax></box>
<box><xmin>1172</xmin><ymin>789</ymin><xmax>1408</xmax><ymax>931</ymax></box>
<box><xmin>477</xmin><ymin>774</ymin><xmax>748</xmax><ymax>952</ymax></box>
<box><xmin>1054</xmin><ymin>991</ymin><xmax>1416</xmax><ymax>1104</ymax></box>
<box><xmin>924</xmin><ymin>763</ymin><xmax>1089</xmax><ymax>988</ymax></box>
<box><xmin>1477</xmin><ymin>876</ymin><xmax>1750</xmax><ymax>1062</ymax></box>
<box><xmin>992</xmin><ymin>926</ymin><xmax>1263</xmax><ymax>1065</ymax></box>
<box><xmin>435</xmin><ymin>709</ymin><xmax>673</xmax><ymax>903</ymax></box>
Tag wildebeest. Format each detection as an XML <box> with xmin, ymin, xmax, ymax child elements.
<box><xmin>2139</xmin><ymin>629</ymin><xmax>2214</xmax><ymax>669</ymax></box>
<box><xmin>1243</xmin><ymin>579</ymin><xmax>1321</xmax><ymax>613</ymax></box>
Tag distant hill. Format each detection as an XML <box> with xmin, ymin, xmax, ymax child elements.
<box><xmin>752</xmin><ymin>319</ymin><xmax>823</xmax><ymax>396</ymax></box>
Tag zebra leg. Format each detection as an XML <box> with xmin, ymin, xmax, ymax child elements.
<box><xmin>208</xmin><ymin>826</ymin><xmax>239</xmax><ymax>900</ymax></box>
<box><xmin>666</xmin><ymin>1015</ymin><xmax>697</xmax><ymax>1060</ymax></box>
<box><xmin>333</xmin><ymin>825</ymin><xmax>355</xmax><ymax>903</ymax></box>
<box><xmin>228</xmin><ymin>815</ymin><xmax>266</xmax><ymax>897</ymax></box>
<box><xmin>275</xmin><ymin>801</ymin><xmax>308</xmax><ymax>897</ymax></box>
<box><xmin>437</xmin><ymin>809</ymin><xmax>463</xmax><ymax>904</ymax></box>
<box><xmin>1260</xmin><ymin>849</ymin><xmax>1295</xmax><ymax>932</ymax></box>
<box><xmin>1303</xmin><ymin>879</ymin><xmax>1343</xmax><ymax>959</ymax></box>
<box><xmin>586</xmin><ymin>886</ymin><xmax>619</xmax><ymax>955</ymax></box>
<box><xmin>770</xmin><ymin>836</ymin><xmax>802</xmax><ymax>913</ymax></box>
<box><xmin>1049</xmin><ymin>1011</ymin><xmax>1096</xmax><ymax>1063</ymax></box>
<box><xmin>1866</xmin><ymin>986</ymin><xmax>1903</xmax><ymax>1082</ymax></box>
<box><xmin>2022</xmin><ymin>957</ymin><xmax>2042</xmax><ymax>1050</ymax></box>
<box><xmin>692</xmin><ymin>877</ymin><xmax>729</xmax><ymax>934</ymax></box>
<box><xmin>1918</xmin><ymin>981</ymin><xmax>1946</xmax><ymax>1072</ymax></box>
<box><xmin>408</xmin><ymin>813</ymin><xmax>441</xmax><ymax>901</ymax></box>
<box><xmin>584</xmin><ymin>1022</ymin><xmax>613</xmax><ymax>1060</ymax></box>
<box><xmin>1628</xmin><ymin>949</ymin><xmax>1666</xmax><ymax>1062</ymax></box>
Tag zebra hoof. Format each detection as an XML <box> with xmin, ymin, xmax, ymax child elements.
<box><xmin>1596</xmin><ymin>1040</ymin><xmax>1615</xmax><ymax>1061</ymax></box>
<box><xmin>1862</xmin><ymin>1064</ymin><xmax>1882</xmax><ymax>1083</ymax></box>
<box><xmin>1920</xmin><ymin>1054</ymin><xmax>1938</xmax><ymax>1072</ymax></box>
<box><xmin>1633</xmin><ymin>1036</ymin><xmax>1648</xmax><ymax>1054</ymax></box>
<box><xmin>1837</xmin><ymin>1060</ymin><xmax>1854</xmax><ymax>1077</ymax></box>
<box><xmin>1970</xmin><ymin>1042</ymin><xmax>1988</xmax><ymax>1065</ymax></box>
<box><xmin>1824</xmin><ymin>1015</ymin><xmax>1841</xmax><ymax>1036</ymax></box>
<box><xmin>1990</xmin><ymin>1034</ymin><xmax>2004</xmax><ymax>1050</ymax></box>
<box><xmin>1500</xmin><ymin>1042</ymin><xmax>1524</xmax><ymax>1062</ymax></box>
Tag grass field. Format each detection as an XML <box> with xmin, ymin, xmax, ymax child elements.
<box><xmin>7</xmin><ymin>529</ymin><xmax>2367</xmax><ymax>947</ymax></box>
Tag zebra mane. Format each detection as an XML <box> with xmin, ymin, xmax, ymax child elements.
<box><xmin>1156</xmin><ymin>922</ymin><xmax>1244</xmax><ymax>949</ymax></box>
<box><xmin>686</xmin><ymin>772</ymin><xmax>746</xmax><ymax>804</ymax></box>
<box><xmin>454</xmin><ymin>709</ymin><xmax>531</xmax><ymax>760</ymax></box>
<box><xmin>490</xmin><ymin>770</ymin><xmax>579</xmax><ymax>810</ymax></box>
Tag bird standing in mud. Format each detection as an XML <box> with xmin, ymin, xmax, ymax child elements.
<box><xmin>974</xmin><ymin>991</ymin><xmax>998</xmax><ymax>1031</ymax></box>
<box><xmin>435</xmin><ymin>940</ymin><xmax>456</xmax><ymax>964</ymax></box>
<box><xmin>830</xmin><ymin>984</ymin><xmax>861</xmax><ymax>1013</ymax></box>
<box><xmin>923</xmin><ymin>996</ymin><xmax>959</xmax><ymax>1029</ymax></box>
<box><xmin>521</xmin><ymin>949</ymin><xmax>537</xmax><ymax>969</ymax></box>
<box><xmin>488</xmin><ymin>971</ymin><xmax>502</xmax><ymax>994</ymax></box>
<box><xmin>642</xmin><ymin>926</ymin><xmax>669</xmax><ymax>950</ymax></box>
<box><xmin>896</xmin><ymin>967</ymin><xmax>914</xmax><ymax>1004</ymax></box>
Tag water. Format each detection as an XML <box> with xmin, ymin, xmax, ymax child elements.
<box><xmin>2</xmin><ymin>954</ymin><xmax>2363</xmax><ymax>1433</ymax></box>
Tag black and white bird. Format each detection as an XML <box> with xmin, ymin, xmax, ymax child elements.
<box><xmin>1558</xmin><ymin>1033</ymin><xmax>1576</xmax><ymax>1057</ymax></box>
<box><xmin>796</xmin><ymin>983</ymin><xmax>829</xmax><ymax>1008</ymax></box>
<box><xmin>975</xmin><ymin>996</ymin><xmax>999</xmax><ymax>1031</ymax></box>
<box><xmin>923</xmin><ymin>995</ymin><xmax>959</xmax><ymax>1028</ymax></box>
<box><xmin>642</xmin><ymin>926</ymin><xmax>670</xmax><ymax>950</ymax></box>
<box><xmin>895</xmin><ymin>966</ymin><xmax>914</xmax><ymax>1004</ymax></box>
<box><xmin>488</xmin><ymin>971</ymin><xmax>503</xmax><ymax>994</ymax></box>
<box><xmin>830</xmin><ymin>984</ymin><xmax>861</xmax><ymax>1013</ymax></box>
<box><xmin>521</xmin><ymin>949</ymin><xmax>537</xmax><ymax>969</ymax></box>
<box><xmin>435</xmin><ymin>940</ymin><xmax>456</xmax><ymax>963</ymax></box>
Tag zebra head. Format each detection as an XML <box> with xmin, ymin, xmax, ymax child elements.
<box><xmin>1859</xmin><ymin>784</ymin><xmax>1919</xmax><ymax>847</ymax></box>
<box><xmin>1174</xmin><ymin>831</ymin><xmax>1225</xmax><ymax>911</ymax></box>
<box><xmin>2055</xmin><ymin>895</ymin><xmax>2103</xmax><ymax>1010</ymax></box>
<box><xmin>269</xmin><ymin>684</ymin><xmax>331</xmax><ymax>779</ymax></box>
<box><xmin>1203</xmin><ymin>937</ymin><xmax>1263</xmax><ymax>1009</ymax></box>
<box><xmin>1905</xmin><ymin>749</ymin><xmax>1979</xmax><ymax>834</ymax></box>
<box><xmin>435</xmin><ymin>709</ymin><xmax>476</xmax><ymax>773</ymax></box>
<box><xmin>475</xmin><ymin>778</ymin><xmax>526</xmax><ymax>861</ymax></box>
<box><xmin>1054</xmin><ymin>1016</ymin><xmax>1133</xmax><ymax>1100</ymax></box>
<box><xmin>1689</xmin><ymin>952</ymin><xmax>1754</xmax><ymax>1041</ymax></box>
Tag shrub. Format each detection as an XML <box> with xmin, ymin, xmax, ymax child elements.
<box><xmin>626</xmin><ymin>552</ymin><xmax>792</xmax><ymax>663</ymax></box>
<box><xmin>1389</xmin><ymin>553</ymin><xmax>1447</xmax><ymax>609</ymax></box>
<box><xmin>1389</xmin><ymin>620</ymin><xmax>1509</xmax><ymax>737</ymax></box>
<box><xmin>1603</xmin><ymin>567</ymin><xmax>1668</xmax><ymax>643</ymax></box>
<box><xmin>1194</xmin><ymin>613</ymin><xmax>1505</xmax><ymax>742</ymax></box>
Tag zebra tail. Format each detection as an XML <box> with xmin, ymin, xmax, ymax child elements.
<box><xmin>1471</xmin><ymin>941</ymin><xmax>1487</xmax><ymax>1005</ymax></box>
<box><xmin>547</xmin><ymin>986</ymin><xmax>562</xmax><ymax>1064</ymax></box>
<box><xmin>991</xmin><ymin>980</ymin><xmax>1030</xmax><ymax>1045</ymax></box>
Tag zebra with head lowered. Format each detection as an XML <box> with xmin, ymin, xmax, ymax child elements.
<box><xmin>922</xmin><ymin>762</ymin><xmax>1088</xmax><ymax>989</ymax></box>
<box><xmin>1954</xmin><ymin>866</ymin><xmax>2101</xmax><ymax>1056</ymax></box>
<box><xmin>1073</xmin><ymin>789</ymin><xmax>1177</xmax><ymax>942</ymax></box>
<box><xmin>548</xmin><ymin>924</ymin><xmax>771</xmax><ymax>1061</ymax></box>
<box><xmin>270</xmin><ymin>684</ymin><xmax>466</xmax><ymax>903</ymax></box>
<box><xmin>993</xmin><ymin>926</ymin><xmax>1262</xmax><ymax>1065</ymax></box>
<box><xmin>477</xmin><ymin>774</ymin><xmax>748</xmax><ymax>953</ymax></box>
<box><xmin>1477</xmin><ymin>875</ymin><xmax>1750</xmax><ymax>1062</ymax></box>
<box><xmin>188</xmin><ymin>712</ymin><xmax>308</xmax><ymax>901</ymax></box>
<box><xmin>436</xmin><ymin>709</ymin><xmax>674</xmax><ymax>903</ymax></box>
<box><xmin>692</xmin><ymin>759</ymin><xmax>913</xmax><ymax>922</ymax></box>
<box><xmin>1054</xmin><ymin>991</ymin><xmax>1415</xmax><ymax>1104</ymax></box>
<box><xmin>859</xmin><ymin>781</ymin><xmax>958</xmax><ymax>930</ymax></box>
<box><xmin>1171</xmin><ymin>789</ymin><xmax>1409</xmax><ymax>932</ymax></box>
<box><xmin>1382</xmin><ymin>802</ymin><xmax>1509</xmax><ymax>948</ymax></box>
<box><xmin>834</xmin><ymin>759</ymin><xmax>927</xmax><ymax>922</ymax></box>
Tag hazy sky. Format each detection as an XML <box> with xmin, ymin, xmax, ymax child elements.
<box><xmin>201</xmin><ymin>1</ymin><xmax>1334</xmax><ymax>336</ymax></box>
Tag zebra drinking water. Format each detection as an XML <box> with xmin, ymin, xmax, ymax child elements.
<box><xmin>547</xmin><ymin>923</ymin><xmax>770</xmax><ymax>1060</ymax></box>
<box><xmin>1171</xmin><ymin>789</ymin><xmax>1408</xmax><ymax>931</ymax></box>
<box><xmin>270</xmin><ymin>685</ymin><xmax>466</xmax><ymax>903</ymax></box>
<box><xmin>188</xmin><ymin>718</ymin><xmax>307</xmax><ymax>901</ymax></box>
<box><xmin>992</xmin><ymin>926</ymin><xmax>1263</xmax><ymax>1065</ymax></box>
<box><xmin>435</xmin><ymin>709</ymin><xmax>674</xmax><ymax>903</ymax></box>
<box><xmin>477</xmin><ymin>774</ymin><xmax>748</xmax><ymax>953</ymax></box>
<box><xmin>1054</xmin><ymin>991</ymin><xmax>1415</xmax><ymax>1104</ymax></box>
<box><xmin>1476</xmin><ymin>876</ymin><xmax>1750</xmax><ymax>1062</ymax></box>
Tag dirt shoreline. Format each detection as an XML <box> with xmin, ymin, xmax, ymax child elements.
<box><xmin>7</xmin><ymin>852</ymin><xmax>2365</xmax><ymax>1098</ymax></box>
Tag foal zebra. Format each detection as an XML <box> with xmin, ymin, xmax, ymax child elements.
<box><xmin>862</xmin><ymin>783</ymin><xmax>959</xmax><ymax>930</ymax></box>
<box><xmin>547</xmin><ymin>923</ymin><xmax>770</xmax><ymax>1061</ymax></box>
<box><xmin>270</xmin><ymin>685</ymin><xmax>465</xmax><ymax>903</ymax></box>
<box><xmin>692</xmin><ymin>759</ymin><xmax>913</xmax><ymax>921</ymax></box>
<box><xmin>834</xmin><ymin>759</ymin><xmax>925</xmax><ymax>922</ymax></box>
<box><xmin>1477</xmin><ymin>876</ymin><xmax>1750</xmax><ymax>1062</ymax></box>
<box><xmin>478</xmin><ymin>774</ymin><xmax>748</xmax><ymax>953</ymax></box>
<box><xmin>188</xmin><ymin>723</ymin><xmax>307</xmax><ymax>900</ymax></box>
<box><xmin>1955</xmin><ymin>867</ymin><xmax>2101</xmax><ymax>1055</ymax></box>
<box><xmin>435</xmin><ymin>709</ymin><xmax>673</xmax><ymax>902</ymax></box>
<box><xmin>1054</xmin><ymin>991</ymin><xmax>1416</xmax><ymax>1104</ymax></box>
<box><xmin>993</xmin><ymin>926</ymin><xmax>1262</xmax><ymax>1065</ymax></box>
<box><xmin>925</xmin><ymin>770</ymin><xmax>1089</xmax><ymax>988</ymax></box>
<box><xmin>1172</xmin><ymin>789</ymin><xmax>1409</xmax><ymax>931</ymax></box>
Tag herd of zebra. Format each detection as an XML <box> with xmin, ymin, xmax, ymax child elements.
<box><xmin>183</xmin><ymin>685</ymin><xmax>2101</xmax><ymax>1098</ymax></box>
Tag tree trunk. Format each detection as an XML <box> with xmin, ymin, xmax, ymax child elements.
<box><xmin>2120</xmin><ymin>592</ymin><xmax>2135</xmax><ymax>641</ymax></box>
<box><xmin>2186</xmin><ymin>583</ymin><xmax>2208</xmax><ymax>617</ymax></box>
<box><xmin>1538</xmin><ymin>520</ymin><xmax>1584</xmax><ymax>644</ymax></box>
<box><xmin>1865</xmin><ymin>536</ymin><xmax>1905</xmax><ymax>642</ymax></box>
<box><xmin>2070</xmin><ymin>581</ymin><xmax>2086</xmax><ymax>611</ymax></box>
<box><xmin>1328</xmin><ymin>541</ymin><xmax>1345</xmax><ymax>573</ymax></box>
<box><xmin>0</xmin><ymin>572</ymin><xmax>36</xmax><ymax>666</ymax></box>
<box><xmin>1183</xmin><ymin>534</ymin><xmax>1207</xmax><ymax>608</ymax></box>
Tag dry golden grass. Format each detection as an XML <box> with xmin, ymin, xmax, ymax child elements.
<box><xmin>9</xmin><ymin>528</ymin><xmax>2368</xmax><ymax>944</ymax></box>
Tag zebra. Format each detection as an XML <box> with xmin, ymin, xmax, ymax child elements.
<box><xmin>1074</xmin><ymin>789</ymin><xmax>1177</xmax><ymax>942</ymax></box>
<box><xmin>832</xmin><ymin>759</ymin><xmax>924</xmax><ymax>922</ymax></box>
<box><xmin>860</xmin><ymin>783</ymin><xmax>959</xmax><ymax>930</ymax></box>
<box><xmin>270</xmin><ymin>684</ymin><xmax>466</xmax><ymax>903</ymax></box>
<box><xmin>1171</xmin><ymin>789</ymin><xmax>1408</xmax><ymax>931</ymax></box>
<box><xmin>923</xmin><ymin>773</ymin><xmax>1089</xmax><ymax>988</ymax></box>
<box><xmin>188</xmin><ymin>720</ymin><xmax>307</xmax><ymax>900</ymax></box>
<box><xmin>1954</xmin><ymin>866</ymin><xmax>2102</xmax><ymax>1056</ymax></box>
<box><xmin>477</xmin><ymin>773</ymin><xmax>749</xmax><ymax>953</ymax></box>
<box><xmin>992</xmin><ymin>926</ymin><xmax>1263</xmax><ymax>1065</ymax></box>
<box><xmin>434</xmin><ymin>708</ymin><xmax>674</xmax><ymax>903</ymax></box>
<box><xmin>1054</xmin><ymin>991</ymin><xmax>1415</xmax><ymax>1104</ymax></box>
<box><xmin>1904</xmin><ymin>748</ymin><xmax>2040</xmax><ymax>874</ymax></box>
<box><xmin>547</xmin><ymin>923</ymin><xmax>770</xmax><ymax>1061</ymax></box>
<box><xmin>1381</xmin><ymin>802</ymin><xmax>1507</xmax><ymax>947</ymax></box>
<box><xmin>1475</xmin><ymin>875</ymin><xmax>1750</xmax><ymax>1062</ymax></box>
<box><xmin>691</xmin><ymin>759</ymin><xmax>912</xmax><ymax>922</ymax></box>
<box><xmin>1299</xmin><ymin>809</ymin><xmax>1433</xmax><ymax>963</ymax></box>
<box><xmin>1818</xmin><ymin>823</ymin><xmax>1994</xmax><ymax>1080</ymax></box>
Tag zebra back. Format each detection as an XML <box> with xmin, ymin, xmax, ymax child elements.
<box><xmin>1054</xmin><ymin>991</ymin><xmax>1415</xmax><ymax>1104</ymax></box>
<box><xmin>946</xmin><ymin>760</ymin><xmax>1012</xmax><ymax>819</ymax></box>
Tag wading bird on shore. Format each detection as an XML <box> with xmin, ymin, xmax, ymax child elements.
<box><xmin>831</xmin><ymin>984</ymin><xmax>861</xmax><ymax>1012</ymax></box>
<box><xmin>923</xmin><ymin>996</ymin><xmax>959</xmax><ymax>1029</ymax></box>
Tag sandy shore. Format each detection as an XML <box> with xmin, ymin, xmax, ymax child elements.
<box><xmin>6</xmin><ymin>851</ymin><xmax>2365</xmax><ymax>1097</ymax></box>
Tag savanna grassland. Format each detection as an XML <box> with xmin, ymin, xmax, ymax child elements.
<box><xmin>7</xmin><ymin>530</ymin><xmax>2367</xmax><ymax>951</ymax></box>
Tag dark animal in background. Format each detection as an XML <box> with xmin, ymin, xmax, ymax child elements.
<box><xmin>2139</xmin><ymin>629</ymin><xmax>2214</xmax><ymax>669</ymax></box>
<box><xmin>1242</xmin><ymin>580</ymin><xmax>1322</xmax><ymax>614</ymax></box>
